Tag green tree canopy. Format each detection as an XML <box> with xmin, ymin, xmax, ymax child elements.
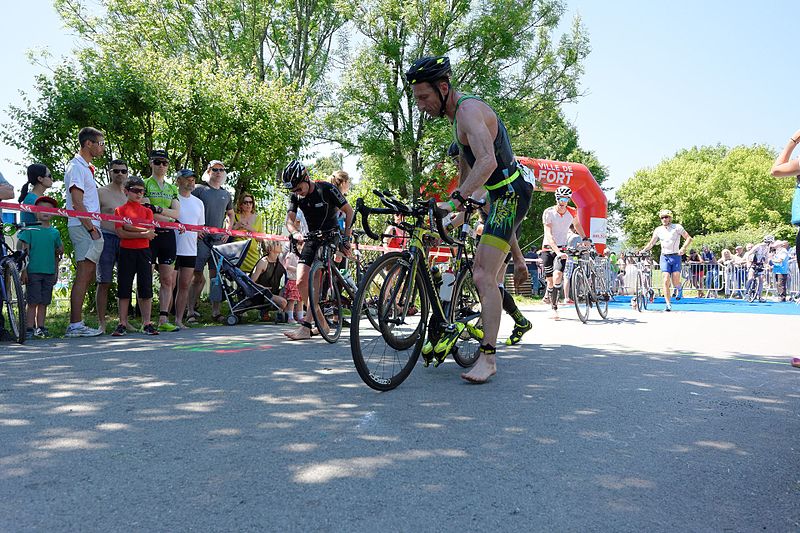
<box><xmin>323</xmin><ymin>0</ymin><xmax>592</xmax><ymax>197</ymax></box>
<box><xmin>3</xmin><ymin>50</ymin><xmax>310</xmax><ymax>199</ymax></box>
<box><xmin>616</xmin><ymin>145</ymin><xmax>795</xmax><ymax>248</ymax></box>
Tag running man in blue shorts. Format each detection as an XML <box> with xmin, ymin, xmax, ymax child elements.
<box><xmin>407</xmin><ymin>56</ymin><xmax>533</xmax><ymax>383</ymax></box>
<box><xmin>640</xmin><ymin>209</ymin><xmax>693</xmax><ymax>312</ymax></box>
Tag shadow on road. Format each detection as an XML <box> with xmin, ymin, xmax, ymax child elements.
<box><xmin>0</xmin><ymin>327</ymin><xmax>797</xmax><ymax>531</ymax></box>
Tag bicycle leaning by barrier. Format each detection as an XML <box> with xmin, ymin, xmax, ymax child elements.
<box><xmin>626</xmin><ymin>252</ymin><xmax>655</xmax><ymax>312</ymax></box>
<box><xmin>1</xmin><ymin>222</ymin><xmax>40</xmax><ymax>344</ymax></box>
<box><xmin>349</xmin><ymin>190</ymin><xmax>484</xmax><ymax>391</ymax></box>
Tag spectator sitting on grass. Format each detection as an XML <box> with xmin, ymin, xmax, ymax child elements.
<box><xmin>250</xmin><ymin>240</ymin><xmax>288</xmax><ymax>322</ymax></box>
<box><xmin>17</xmin><ymin>196</ymin><xmax>63</xmax><ymax>338</ymax></box>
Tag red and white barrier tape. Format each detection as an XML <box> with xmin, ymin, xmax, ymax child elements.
<box><xmin>0</xmin><ymin>201</ymin><xmax>452</xmax><ymax>257</ymax></box>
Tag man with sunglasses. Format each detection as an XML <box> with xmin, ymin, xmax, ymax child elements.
<box><xmin>542</xmin><ymin>186</ymin><xmax>586</xmax><ymax>320</ymax></box>
<box><xmin>65</xmin><ymin>127</ymin><xmax>105</xmax><ymax>337</ymax></box>
<box><xmin>281</xmin><ymin>160</ymin><xmax>353</xmax><ymax>341</ymax></box>
<box><xmin>640</xmin><ymin>209</ymin><xmax>692</xmax><ymax>312</ymax></box>
<box><xmin>142</xmin><ymin>149</ymin><xmax>181</xmax><ymax>331</ymax></box>
<box><xmin>96</xmin><ymin>159</ymin><xmax>130</xmax><ymax>332</ymax></box>
<box><xmin>188</xmin><ymin>160</ymin><xmax>234</xmax><ymax>322</ymax></box>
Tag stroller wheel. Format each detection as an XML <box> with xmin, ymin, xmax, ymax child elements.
<box><xmin>226</xmin><ymin>315</ymin><xmax>240</xmax><ymax>326</ymax></box>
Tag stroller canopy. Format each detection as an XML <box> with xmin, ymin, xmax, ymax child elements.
<box><xmin>213</xmin><ymin>239</ymin><xmax>251</xmax><ymax>268</ymax></box>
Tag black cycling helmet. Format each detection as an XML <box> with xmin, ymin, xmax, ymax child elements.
<box><xmin>447</xmin><ymin>142</ymin><xmax>460</xmax><ymax>161</ymax></box>
<box><xmin>406</xmin><ymin>56</ymin><xmax>452</xmax><ymax>118</ymax></box>
<box><xmin>405</xmin><ymin>56</ymin><xmax>451</xmax><ymax>85</ymax></box>
<box><xmin>281</xmin><ymin>160</ymin><xmax>308</xmax><ymax>189</ymax></box>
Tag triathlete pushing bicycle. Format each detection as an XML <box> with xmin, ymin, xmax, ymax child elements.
<box><xmin>407</xmin><ymin>55</ymin><xmax>533</xmax><ymax>383</ymax></box>
<box><xmin>281</xmin><ymin>160</ymin><xmax>354</xmax><ymax>341</ymax></box>
<box><xmin>541</xmin><ymin>186</ymin><xmax>586</xmax><ymax>320</ymax></box>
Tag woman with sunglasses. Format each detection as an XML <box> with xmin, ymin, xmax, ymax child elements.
<box><xmin>233</xmin><ymin>193</ymin><xmax>265</xmax><ymax>273</ymax></box>
<box><xmin>18</xmin><ymin>163</ymin><xmax>53</xmax><ymax>224</ymax></box>
<box><xmin>639</xmin><ymin>209</ymin><xmax>693</xmax><ymax>312</ymax></box>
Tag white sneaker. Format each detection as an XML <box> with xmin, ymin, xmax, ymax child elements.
<box><xmin>665</xmin><ymin>302</ymin><xmax>672</xmax><ymax>312</ymax></box>
<box><xmin>65</xmin><ymin>324</ymin><xmax>103</xmax><ymax>337</ymax></box>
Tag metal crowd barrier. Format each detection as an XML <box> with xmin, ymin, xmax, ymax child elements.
<box><xmin>788</xmin><ymin>258</ymin><xmax>799</xmax><ymax>300</ymax></box>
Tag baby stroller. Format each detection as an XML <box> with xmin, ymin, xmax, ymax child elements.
<box><xmin>206</xmin><ymin>236</ymin><xmax>284</xmax><ymax>325</ymax></box>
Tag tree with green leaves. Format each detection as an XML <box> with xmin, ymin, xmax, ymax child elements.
<box><xmin>3</xmin><ymin>51</ymin><xmax>310</xmax><ymax>200</ymax></box>
<box><xmin>324</xmin><ymin>0</ymin><xmax>591</xmax><ymax>199</ymax></box>
<box><xmin>616</xmin><ymin>145</ymin><xmax>795</xmax><ymax>248</ymax></box>
<box><xmin>55</xmin><ymin>0</ymin><xmax>345</xmax><ymax>96</ymax></box>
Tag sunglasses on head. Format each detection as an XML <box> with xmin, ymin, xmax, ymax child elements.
<box><xmin>111</xmin><ymin>168</ymin><xmax>128</xmax><ymax>174</ymax></box>
<box><xmin>152</xmin><ymin>160</ymin><xmax>168</xmax><ymax>166</ymax></box>
<box><xmin>127</xmin><ymin>187</ymin><xmax>145</xmax><ymax>194</ymax></box>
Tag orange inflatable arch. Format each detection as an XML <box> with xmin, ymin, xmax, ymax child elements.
<box><xmin>517</xmin><ymin>157</ymin><xmax>608</xmax><ymax>254</ymax></box>
<box><xmin>422</xmin><ymin>158</ymin><xmax>608</xmax><ymax>254</ymax></box>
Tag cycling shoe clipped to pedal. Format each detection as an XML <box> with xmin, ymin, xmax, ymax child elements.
<box><xmin>432</xmin><ymin>323</ymin><xmax>465</xmax><ymax>367</ymax></box>
<box><xmin>422</xmin><ymin>339</ymin><xmax>435</xmax><ymax>367</ymax></box>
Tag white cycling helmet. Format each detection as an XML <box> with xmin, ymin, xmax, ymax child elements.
<box><xmin>763</xmin><ymin>234</ymin><xmax>775</xmax><ymax>244</ymax></box>
<box><xmin>555</xmin><ymin>186</ymin><xmax>572</xmax><ymax>198</ymax></box>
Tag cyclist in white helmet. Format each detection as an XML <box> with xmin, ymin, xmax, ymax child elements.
<box><xmin>541</xmin><ymin>186</ymin><xmax>586</xmax><ymax>319</ymax></box>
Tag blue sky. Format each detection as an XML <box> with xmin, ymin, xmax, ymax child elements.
<box><xmin>1</xmin><ymin>0</ymin><xmax>798</xmax><ymax>197</ymax></box>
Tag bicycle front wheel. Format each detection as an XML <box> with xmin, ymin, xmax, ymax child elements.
<box><xmin>572</xmin><ymin>266</ymin><xmax>590</xmax><ymax>323</ymax></box>
<box><xmin>634</xmin><ymin>273</ymin><xmax>644</xmax><ymax>312</ymax></box>
<box><xmin>2</xmin><ymin>261</ymin><xmax>25</xmax><ymax>344</ymax></box>
<box><xmin>308</xmin><ymin>260</ymin><xmax>343</xmax><ymax>343</ymax></box>
<box><xmin>350</xmin><ymin>252</ymin><xmax>428</xmax><ymax>391</ymax></box>
<box><xmin>594</xmin><ymin>272</ymin><xmax>609</xmax><ymax>320</ymax></box>
<box><xmin>448</xmin><ymin>269</ymin><xmax>482</xmax><ymax>368</ymax></box>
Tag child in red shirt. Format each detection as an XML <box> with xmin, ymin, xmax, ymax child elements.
<box><xmin>113</xmin><ymin>176</ymin><xmax>157</xmax><ymax>336</ymax></box>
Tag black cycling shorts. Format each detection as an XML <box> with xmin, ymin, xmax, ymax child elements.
<box><xmin>541</xmin><ymin>250</ymin><xmax>566</xmax><ymax>277</ymax></box>
<box><xmin>479</xmin><ymin>178</ymin><xmax>532</xmax><ymax>254</ymax></box>
<box><xmin>299</xmin><ymin>239</ymin><xmax>323</xmax><ymax>266</ymax></box>
<box><xmin>149</xmin><ymin>229</ymin><xmax>177</xmax><ymax>266</ymax></box>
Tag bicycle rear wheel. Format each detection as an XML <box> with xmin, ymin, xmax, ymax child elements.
<box><xmin>350</xmin><ymin>252</ymin><xmax>428</xmax><ymax>391</ymax></box>
<box><xmin>572</xmin><ymin>266</ymin><xmax>590</xmax><ymax>323</ymax></box>
<box><xmin>308</xmin><ymin>260</ymin><xmax>342</xmax><ymax>343</ymax></box>
<box><xmin>448</xmin><ymin>269</ymin><xmax>481</xmax><ymax>368</ymax></box>
<box><xmin>2</xmin><ymin>261</ymin><xmax>25</xmax><ymax>344</ymax></box>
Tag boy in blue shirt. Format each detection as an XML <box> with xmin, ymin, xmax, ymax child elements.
<box><xmin>18</xmin><ymin>196</ymin><xmax>63</xmax><ymax>338</ymax></box>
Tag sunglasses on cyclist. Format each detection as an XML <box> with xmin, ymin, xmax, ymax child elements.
<box><xmin>126</xmin><ymin>187</ymin><xmax>145</xmax><ymax>194</ymax></box>
<box><xmin>557</xmin><ymin>196</ymin><xmax>571</xmax><ymax>203</ymax></box>
<box><xmin>111</xmin><ymin>168</ymin><xmax>128</xmax><ymax>174</ymax></box>
<box><xmin>152</xmin><ymin>160</ymin><xmax>168</xmax><ymax>166</ymax></box>
<box><xmin>210</xmin><ymin>167</ymin><xmax>226</xmax><ymax>172</ymax></box>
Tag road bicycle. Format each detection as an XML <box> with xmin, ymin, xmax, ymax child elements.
<box><xmin>349</xmin><ymin>191</ymin><xmax>484</xmax><ymax>391</ymax></box>
<box><xmin>745</xmin><ymin>262</ymin><xmax>766</xmax><ymax>303</ymax></box>
<box><xmin>625</xmin><ymin>252</ymin><xmax>655</xmax><ymax>312</ymax></box>
<box><xmin>1</xmin><ymin>222</ymin><xmax>39</xmax><ymax>344</ymax></box>
<box><xmin>567</xmin><ymin>245</ymin><xmax>610</xmax><ymax>323</ymax></box>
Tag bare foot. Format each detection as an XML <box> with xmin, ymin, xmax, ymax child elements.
<box><xmin>284</xmin><ymin>325</ymin><xmax>311</xmax><ymax>340</ymax></box>
<box><xmin>461</xmin><ymin>352</ymin><xmax>496</xmax><ymax>384</ymax></box>
<box><xmin>551</xmin><ymin>308</ymin><xmax>560</xmax><ymax>320</ymax></box>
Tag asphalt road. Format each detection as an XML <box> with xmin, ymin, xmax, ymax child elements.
<box><xmin>1</xmin><ymin>303</ymin><xmax>798</xmax><ymax>532</ymax></box>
